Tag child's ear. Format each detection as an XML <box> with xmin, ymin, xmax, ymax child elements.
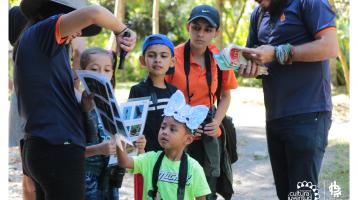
<box><xmin>185</xmin><ymin>134</ymin><xmax>194</xmax><ymax>145</ymax></box>
<box><xmin>186</xmin><ymin>23</ymin><xmax>190</xmax><ymax>32</ymax></box>
<box><xmin>170</xmin><ymin>55</ymin><xmax>176</xmax><ymax>67</ymax></box>
<box><xmin>139</xmin><ymin>55</ymin><xmax>146</xmax><ymax>69</ymax></box>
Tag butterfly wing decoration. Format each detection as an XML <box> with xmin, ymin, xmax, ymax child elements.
<box><xmin>163</xmin><ymin>90</ymin><xmax>186</xmax><ymax>117</ymax></box>
<box><xmin>186</xmin><ymin>105</ymin><xmax>209</xmax><ymax>130</ymax></box>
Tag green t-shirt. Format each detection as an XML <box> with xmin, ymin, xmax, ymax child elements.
<box><xmin>131</xmin><ymin>151</ymin><xmax>211</xmax><ymax>200</ymax></box>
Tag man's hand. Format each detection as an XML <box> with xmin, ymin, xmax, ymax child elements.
<box><xmin>116</xmin><ymin>28</ymin><xmax>137</xmax><ymax>54</ymax></box>
<box><xmin>238</xmin><ymin>58</ymin><xmax>259</xmax><ymax>78</ymax></box>
<box><xmin>81</xmin><ymin>91</ymin><xmax>94</xmax><ymax>112</ymax></box>
<box><xmin>242</xmin><ymin>45</ymin><xmax>276</xmax><ymax>65</ymax></box>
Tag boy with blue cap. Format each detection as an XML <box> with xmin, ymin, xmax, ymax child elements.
<box><xmin>129</xmin><ymin>34</ymin><xmax>177</xmax><ymax>152</ymax></box>
<box><xmin>128</xmin><ymin>34</ymin><xmax>178</xmax><ymax>199</ymax></box>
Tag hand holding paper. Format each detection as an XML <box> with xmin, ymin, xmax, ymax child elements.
<box><xmin>213</xmin><ymin>44</ymin><xmax>269</xmax><ymax>76</ymax></box>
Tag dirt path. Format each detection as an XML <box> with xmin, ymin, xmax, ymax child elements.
<box><xmin>8</xmin><ymin>87</ymin><xmax>349</xmax><ymax>199</ymax></box>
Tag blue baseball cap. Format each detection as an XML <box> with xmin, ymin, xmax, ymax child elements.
<box><xmin>142</xmin><ymin>34</ymin><xmax>175</xmax><ymax>56</ymax></box>
<box><xmin>188</xmin><ymin>5</ymin><xmax>220</xmax><ymax>28</ymax></box>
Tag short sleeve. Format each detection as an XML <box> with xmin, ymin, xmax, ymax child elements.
<box><xmin>128</xmin><ymin>86</ymin><xmax>138</xmax><ymax>99</ymax></box>
<box><xmin>246</xmin><ymin>6</ymin><xmax>261</xmax><ymax>48</ymax></box>
<box><xmin>128</xmin><ymin>86</ymin><xmax>135</xmax><ymax>99</ymax></box>
<box><xmin>221</xmin><ymin>70</ymin><xmax>238</xmax><ymax>91</ymax></box>
<box><xmin>300</xmin><ymin>0</ymin><xmax>336</xmax><ymax>38</ymax></box>
<box><xmin>28</xmin><ymin>15</ymin><xmax>66</xmax><ymax>57</ymax></box>
<box><xmin>192</xmin><ymin>160</ymin><xmax>211</xmax><ymax>197</ymax></box>
<box><xmin>131</xmin><ymin>151</ymin><xmax>156</xmax><ymax>174</ymax></box>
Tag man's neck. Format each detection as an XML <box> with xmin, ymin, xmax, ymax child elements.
<box><xmin>164</xmin><ymin>147</ymin><xmax>185</xmax><ymax>161</ymax></box>
<box><xmin>149</xmin><ymin>74</ymin><xmax>166</xmax><ymax>89</ymax></box>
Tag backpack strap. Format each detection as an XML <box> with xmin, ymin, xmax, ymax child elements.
<box><xmin>216</xmin><ymin>65</ymin><xmax>223</xmax><ymax>105</ymax></box>
<box><xmin>149</xmin><ymin>151</ymin><xmax>165</xmax><ymax>199</ymax></box>
<box><xmin>145</xmin><ymin>76</ymin><xmax>158</xmax><ymax>110</ymax></box>
<box><xmin>149</xmin><ymin>152</ymin><xmax>188</xmax><ymax>200</ymax></box>
<box><xmin>184</xmin><ymin>42</ymin><xmax>193</xmax><ymax>104</ymax></box>
<box><xmin>177</xmin><ymin>152</ymin><xmax>188</xmax><ymax>200</ymax></box>
<box><xmin>145</xmin><ymin>76</ymin><xmax>173</xmax><ymax>110</ymax></box>
<box><xmin>183</xmin><ymin>41</ymin><xmax>214</xmax><ymax>109</ymax></box>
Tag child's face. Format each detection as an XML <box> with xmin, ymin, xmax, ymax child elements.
<box><xmin>187</xmin><ymin>19</ymin><xmax>219</xmax><ymax>50</ymax></box>
<box><xmin>85</xmin><ymin>53</ymin><xmax>114</xmax><ymax>81</ymax></box>
<box><xmin>158</xmin><ymin>116</ymin><xmax>192</xmax><ymax>150</ymax></box>
<box><xmin>140</xmin><ymin>45</ymin><xmax>175</xmax><ymax>76</ymax></box>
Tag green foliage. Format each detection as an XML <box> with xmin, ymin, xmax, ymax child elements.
<box><xmin>334</xmin><ymin>0</ymin><xmax>349</xmax><ymax>86</ymax></box>
<box><xmin>8</xmin><ymin>0</ymin><xmax>350</xmax><ymax>89</ymax></box>
<box><xmin>9</xmin><ymin>0</ymin><xmax>21</xmax><ymax>6</ymax></box>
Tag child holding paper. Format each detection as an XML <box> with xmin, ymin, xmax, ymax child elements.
<box><xmin>79</xmin><ymin>47</ymin><xmax>146</xmax><ymax>200</ymax></box>
<box><xmin>117</xmin><ymin>90</ymin><xmax>211</xmax><ymax>200</ymax></box>
<box><xmin>129</xmin><ymin>34</ymin><xmax>177</xmax><ymax>152</ymax></box>
<box><xmin>128</xmin><ymin>34</ymin><xmax>178</xmax><ymax>199</ymax></box>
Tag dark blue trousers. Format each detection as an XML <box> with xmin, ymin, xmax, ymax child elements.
<box><xmin>266</xmin><ymin>111</ymin><xmax>332</xmax><ymax>200</ymax></box>
<box><xmin>22</xmin><ymin>136</ymin><xmax>85</xmax><ymax>200</ymax></box>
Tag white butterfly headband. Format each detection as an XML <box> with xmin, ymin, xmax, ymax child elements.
<box><xmin>163</xmin><ymin>90</ymin><xmax>209</xmax><ymax>133</ymax></box>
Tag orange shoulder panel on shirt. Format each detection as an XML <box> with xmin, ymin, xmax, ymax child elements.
<box><xmin>55</xmin><ymin>15</ymin><xmax>67</xmax><ymax>45</ymax></box>
<box><xmin>315</xmin><ymin>26</ymin><xmax>336</xmax><ymax>39</ymax></box>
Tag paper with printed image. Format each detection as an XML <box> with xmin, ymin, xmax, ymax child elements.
<box><xmin>214</xmin><ymin>44</ymin><xmax>269</xmax><ymax>75</ymax></box>
<box><xmin>77</xmin><ymin>70</ymin><xmax>150</xmax><ymax>149</ymax></box>
<box><xmin>119</xmin><ymin>96</ymin><xmax>150</xmax><ymax>143</ymax></box>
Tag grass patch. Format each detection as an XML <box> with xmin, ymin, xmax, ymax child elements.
<box><xmin>319</xmin><ymin>139</ymin><xmax>349</xmax><ymax>199</ymax></box>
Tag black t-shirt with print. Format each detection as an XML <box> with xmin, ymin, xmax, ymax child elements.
<box><xmin>129</xmin><ymin>77</ymin><xmax>177</xmax><ymax>152</ymax></box>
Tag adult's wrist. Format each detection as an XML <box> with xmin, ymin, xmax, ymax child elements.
<box><xmin>114</xmin><ymin>26</ymin><xmax>128</xmax><ymax>36</ymax></box>
<box><xmin>275</xmin><ymin>44</ymin><xmax>294</xmax><ymax>65</ymax></box>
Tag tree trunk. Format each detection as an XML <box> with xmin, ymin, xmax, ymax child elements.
<box><xmin>328</xmin><ymin>0</ymin><xmax>349</xmax><ymax>93</ymax></box>
<box><xmin>108</xmin><ymin>0</ymin><xmax>125</xmax><ymax>50</ymax></box>
<box><xmin>152</xmin><ymin>0</ymin><xmax>160</xmax><ymax>34</ymax></box>
<box><xmin>107</xmin><ymin>0</ymin><xmax>126</xmax><ymax>82</ymax></box>
<box><xmin>215</xmin><ymin>0</ymin><xmax>224</xmax><ymax>48</ymax></box>
<box><xmin>338</xmin><ymin>47</ymin><xmax>350</xmax><ymax>93</ymax></box>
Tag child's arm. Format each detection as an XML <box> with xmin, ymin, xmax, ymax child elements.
<box><xmin>116</xmin><ymin>143</ymin><xmax>134</xmax><ymax>169</ymax></box>
<box><xmin>134</xmin><ymin>135</ymin><xmax>146</xmax><ymax>154</ymax></box>
<box><xmin>85</xmin><ymin>140</ymin><xmax>116</xmax><ymax>157</ymax></box>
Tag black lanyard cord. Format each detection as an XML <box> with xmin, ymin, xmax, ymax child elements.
<box><xmin>183</xmin><ymin>41</ymin><xmax>213</xmax><ymax>109</ymax></box>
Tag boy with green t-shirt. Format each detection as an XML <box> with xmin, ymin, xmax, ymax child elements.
<box><xmin>117</xmin><ymin>90</ymin><xmax>211</xmax><ymax>200</ymax></box>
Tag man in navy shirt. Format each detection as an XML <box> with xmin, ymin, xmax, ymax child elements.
<box><xmin>15</xmin><ymin>0</ymin><xmax>136</xmax><ymax>199</ymax></box>
<box><xmin>241</xmin><ymin>0</ymin><xmax>338</xmax><ymax>199</ymax></box>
